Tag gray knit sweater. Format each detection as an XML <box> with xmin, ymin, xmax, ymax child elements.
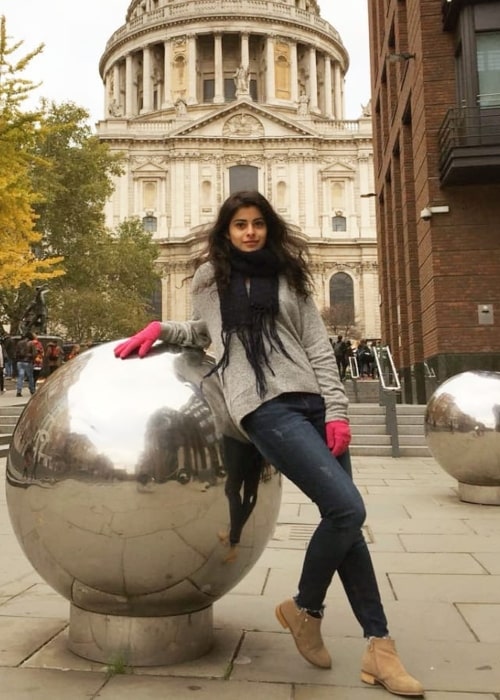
<box><xmin>159</xmin><ymin>261</ymin><xmax>348</xmax><ymax>429</ymax></box>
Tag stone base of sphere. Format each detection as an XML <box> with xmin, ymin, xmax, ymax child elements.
<box><xmin>425</xmin><ymin>370</ymin><xmax>500</xmax><ymax>505</ymax></box>
<box><xmin>458</xmin><ymin>483</ymin><xmax>500</xmax><ymax>506</ymax></box>
<box><xmin>69</xmin><ymin>604</ymin><xmax>213</xmax><ymax>666</ymax></box>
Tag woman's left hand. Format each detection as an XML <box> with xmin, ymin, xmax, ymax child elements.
<box><xmin>325</xmin><ymin>420</ymin><xmax>351</xmax><ymax>457</ymax></box>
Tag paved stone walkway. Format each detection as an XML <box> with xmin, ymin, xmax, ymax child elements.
<box><xmin>0</xmin><ymin>390</ymin><xmax>499</xmax><ymax>698</ymax></box>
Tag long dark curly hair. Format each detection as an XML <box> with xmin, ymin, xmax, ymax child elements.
<box><xmin>195</xmin><ymin>191</ymin><xmax>313</xmax><ymax>296</ymax></box>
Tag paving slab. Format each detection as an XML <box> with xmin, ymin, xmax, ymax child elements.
<box><xmin>0</xmin><ymin>616</ymin><xmax>67</xmax><ymax>666</ymax></box>
<box><xmin>98</xmin><ymin>676</ymin><xmax>293</xmax><ymax>700</ymax></box>
<box><xmin>456</xmin><ymin>603</ymin><xmax>500</xmax><ymax>643</ymax></box>
<box><xmin>0</xmin><ymin>431</ymin><xmax>499</xmax><ymax>698</ymax></box>
<box><xmin>389</xmin><ymin>573</ymin><xmax>500</xmax><ymax>603</ymax></box>
<box><xmin>0</xmin><ymin>668</ymin><xmax>105</xmax><ymax>700</ymax></box>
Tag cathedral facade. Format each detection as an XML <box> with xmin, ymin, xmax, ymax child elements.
<box><xmin>97</xmin><ymin>0</ymin><xmax>380</xmax><ymax>338</ymax></box>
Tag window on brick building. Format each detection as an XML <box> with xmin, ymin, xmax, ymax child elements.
<box><xmin>477</xmin><ymin>31</ymin><xmax>500</xmax><ymax>107</ymax></box>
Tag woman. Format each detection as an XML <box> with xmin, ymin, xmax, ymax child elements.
<box><xmin>115</xmin><ymin>191</ymin><xmax>423</xmax><ymax>696</ymax></box>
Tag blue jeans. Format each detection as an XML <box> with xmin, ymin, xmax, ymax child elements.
<box><xmin>16</xmin><ymin>361</ymin><xmax>35</xmax><ymax>395</ymax></box>
<box><xmin>242</xmin><ymin>391</ymin><xmax>389</xmax><ymax>637</ymax></box>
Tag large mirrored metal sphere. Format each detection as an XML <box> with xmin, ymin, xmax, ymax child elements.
<box><xmin>425</xmin><ymin>370</ymin><xmax>500</xmax><ymax>504</ymax></box>
<box><xmin>6</xmin><ymin>341</ymin><xmax>282</xmax><ymax>617</ymax></box>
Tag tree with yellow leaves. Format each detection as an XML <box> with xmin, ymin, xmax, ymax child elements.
<box><xmin>0</xmin><ymin>15</ymin><xmax>63</xmax><ymax>290</ymax></box>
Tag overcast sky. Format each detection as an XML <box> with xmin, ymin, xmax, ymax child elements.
<box><xmin>3</xmin><ymin>1</ymin><xmax>370</xmax><ymax>125</ymax></box>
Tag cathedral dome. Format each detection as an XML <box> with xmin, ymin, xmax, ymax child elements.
<box><xmin>99</xmin><ymin>0</ymin><xmax>348</xmax><ymax>120</ymax></box>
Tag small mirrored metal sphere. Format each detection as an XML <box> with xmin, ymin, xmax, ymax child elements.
<box><xmin>6</xmin><ymin>341</ymin><xmax>282</xmax><ymax>617</ymax></box>
<box><xmin>425</xmin><ymin>370</ymin><xmax>500</xmax><ymax>503</ymax></box>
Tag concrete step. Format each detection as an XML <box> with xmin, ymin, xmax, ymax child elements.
<box><xmin>396</xmin><ymin>403</ymin><xmax>427</xmax><ymax>417</ymax></box>
<box><xmin>350</xmin><ymin>445</ymin><xmax>393</xmax><ymax>457</ymax></box>
<box><xmin>351</xmin><ymin>424</ymin><xmax>387</xmax><ymax>434</ymax></box>
<box><xmin>398</xmin><ymin>424</ymin><xmax>425</xmax><ymax>435</ymax></box>
<box><xmin>0</xmin><ymin>415</ymin><xmax>21</xmax><ymax>426</ymax></box>
<box><xmin>348</xmin><ymin>402</ymin><xmax>431</xmax><ymax>457</ymax></box>
<box><xmin>351</xmin><ymin>434</ymin><xmax>391</xmax><ymax>446</ymax></box>
<box><xmin>0</xmin><ymin>402</ymin><xmax>25</xmax><ymax>457</ymax></box>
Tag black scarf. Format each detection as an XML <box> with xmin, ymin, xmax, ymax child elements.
<box><xmin>210</xmin><ymin>246</ymin><xmax>292</xmax><ymax>397</ymax></box>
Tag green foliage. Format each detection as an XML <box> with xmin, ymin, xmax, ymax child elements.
<box><xmin>105</xmin><ymin>653</ymin><xmax>132</xmax><ymax>678</ymax></box>
<box><xmin>51</xmin><ymin>219</ymin><xmax>161</xmax><ymax>342</ymax></box>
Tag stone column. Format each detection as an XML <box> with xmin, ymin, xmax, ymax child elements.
<box><xmin>265</xmin><ymin>35</ymin><xmax>275</xmax><ymax>103</ymax></box>
<box><xmin>334</xmin><ymin>62</ymin><xmax>343</xmax><ymax>119</ymax></box>
<box><xmin>142</xmin><ymin>46</ymin><xmax>153</xmax><ymax>114</ymax></box>
<box><xmin>241</xmin><ymin>32</ymin><xmax>249</xmax><ymax>68</ymax></box>
<box><xmin>162</xmin><ymin>39</ymin><xmax>173</xmax><ymax>108</ymax></box>
<box><xmin>240</xmin><ymin>32</ymin><xmax>250</xmax><ymax>68</ymax></box>
<box><xmin>214</xmin><ymin>33</ymin><xmax>224</xmax><ymax>104</ymax></box>
<box><xmin>104</xmin><ymin>71</ymin><xmax>112</xmax><ymax>117</ymax></box>
<box><xmin>290</xmin><ymin>41</ymin><xmax>298</xmax><ymax>104</ymax></box>
<box><xmin>308</xmin><ymin>46</ymin><xmax>318</xmax><ymax>112</ymax></box>
<box><xmin>187</xmin><ymin>34</ymin><xmax>197</xmax><ymax>104</ymax></box>
<box><xmin>324</xmin><ymin>56</ymin><xmax>333</xmax><ymax>119</ymax></box>
<box><xmin>125</xmin><ymin>53</ymin><xmax>134</xmax><ymax>117</ymax></box>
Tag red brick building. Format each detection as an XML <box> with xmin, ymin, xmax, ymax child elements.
<box><xmin>368</xmin><ymin>0</ymin><xmax>500</xmax><ymax>403</ymax></box>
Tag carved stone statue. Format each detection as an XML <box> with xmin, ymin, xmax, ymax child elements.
<box><xmin>175</xmin><ymin>98</ymin><xmax>187</xmax><ymax>117</ymax></box>
<box><xmin>234</xmin><ymin>65</ymin><xmax>249</xmax><ymax>95</ymax></box>
<box><xmin>297</xmin><ymin>92</ymin><xmax>310</xmax><ymax>116</ymax></box>
<box><xmin>361</xmin><ymin>100</ymin><xmax>372</xmax><ymax>118</ymax></box>
<box><xmin>20</xmin><ymin>285</ymin><xmax>49</xmax><ymax>335</ymax></box>
<box><xmin>108</xmin><ymin>98</ymin><xmax>123</xmax><ymax>117</ymax></box>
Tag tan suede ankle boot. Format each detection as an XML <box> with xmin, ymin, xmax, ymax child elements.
<box><xmin>361</xmin><ymin>637</ymin><xmax>424</xmax><ymax>696</ymax></box>
<box><xmin>275</xmin><ymin>598</ymin><xmax>331</xmax><ymax>669</ymax></box>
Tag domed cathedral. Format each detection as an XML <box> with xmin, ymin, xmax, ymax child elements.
<box><xmin>97</xmin><ymin>0</ymin><xmax>380</xmax><ymax>338</ymax></box>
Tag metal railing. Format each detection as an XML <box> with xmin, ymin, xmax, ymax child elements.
<box><xmin>346</xmin><ymin>345</ymin><xmax>401</xmax><ymax>457</ymax></box>
<box><xmin>374</xmin><ymin>346</ymin><xmax>401</xmax><ymax>457</ymax></box>
<box><xmin>438</xmin><ymin>105</ymin><xmax>500</xmax><ymax>173</ymax></box>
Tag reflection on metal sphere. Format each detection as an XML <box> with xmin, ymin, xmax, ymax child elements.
<box><xmin>425</xmin><ymin>370</ymin><xmax>500</xmax><ymax>505</ymax></box>
<box><xmin>6</xmin><ymin>341</ymin><xmax>282</xmax><ymax>664</ymax></box>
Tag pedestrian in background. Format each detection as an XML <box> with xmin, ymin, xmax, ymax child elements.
<box><xmin>356</xmin><ymin>339</ymin><xmax>372</xmax><ymax>379</ymax></box>
<box><xmin>31</xmin><ymin>333</ymin><xmax>45</xmax><ymax>387</ymax></box>
<box><xmin>15</xmin><ymin>332</ymin><xmax>36</xmax><ymax>397</ymax></box>
<box><xmin>333</xmin><ymin>334</ymin><xmax>347</xmax><ymax>380</ymax></box>
<box><xmin>114</xmin><ymin>191</ymin><xmax>423</xmax><ymax>697</ymax></box>
<box><xmin>46</xmin><ymin>342</ymin><xmax>63</xmax><ymax>375</ymax></box>
<box><xmin>3</xmin><ymin>335</ymin><xmax>15</xmax><ymax>378</ymax></box>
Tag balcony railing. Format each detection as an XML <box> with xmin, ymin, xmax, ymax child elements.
<box><xmin>438</xmin><ymin>105</ymin><xmax>500</xmax><ymax>185</ymax></box>
<box><xmin>106</xmin><ymin>0</ymin><xmax>343</xmax><ymax>53</ymax></box>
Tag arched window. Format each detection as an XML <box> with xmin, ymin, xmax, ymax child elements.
<box><xmin>329</xmin><ymin>272</ymin><xmax>354</xmax><ymax>325</ymax></box>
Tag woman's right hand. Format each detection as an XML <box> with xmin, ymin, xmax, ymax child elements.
<box><xmin>114</xmin><ymin>321</ymin><xmax>161</xmax><ymax>359</ymax></box>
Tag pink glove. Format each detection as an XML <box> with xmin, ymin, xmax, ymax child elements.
<box><xmin>114</xmin><ymin>321</ymin><xmax>161</xmax><ymax>359</ymax></box>
<box><xmin>325</xmin><ymin>420</ymin><xmax>351</xmax><ymax>457</ymax></box>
